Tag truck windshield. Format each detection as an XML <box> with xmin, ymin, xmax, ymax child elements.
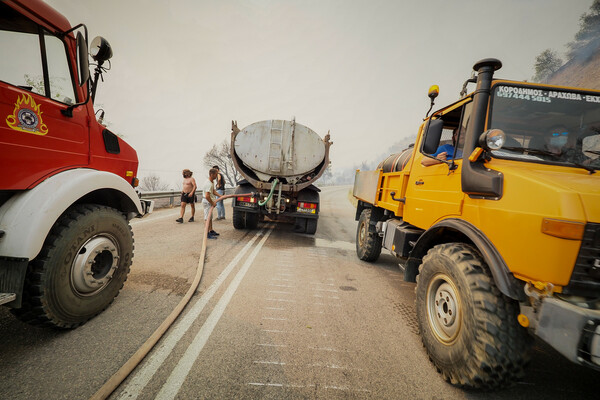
<box><xmin>488</xmin><ymin>84</ymin><xmax>600</xmax><ymax>172</ymax></box>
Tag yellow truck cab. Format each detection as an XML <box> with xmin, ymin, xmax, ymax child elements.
<box><xmin>353</xmin><ymin>58</ymin><xmax>600</xmax><ymax>389</ymax></box>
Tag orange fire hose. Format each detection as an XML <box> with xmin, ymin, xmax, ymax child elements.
<box><xmin>90</xmin><ymin>192</ymin><xmax>252</xmax><ymax>400</ymax></box>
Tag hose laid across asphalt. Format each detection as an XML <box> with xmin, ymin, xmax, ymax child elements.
<box><xmin>90</xmin><ymin>192</ymin><xmax>252</xmax><ymax>400</ymax></box>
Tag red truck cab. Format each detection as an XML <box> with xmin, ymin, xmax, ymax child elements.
<box><xmin>0</xmin><ymin>0</ymin><xmax>151</xmax><ymax>328</ymax></box>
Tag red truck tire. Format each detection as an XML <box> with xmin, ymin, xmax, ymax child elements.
<box><xmin>11</xmin><ymin>204</ymin><xmax>133</xmax><ymax>329</ymax></box>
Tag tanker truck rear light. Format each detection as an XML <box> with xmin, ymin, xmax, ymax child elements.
<box><xmin>237</xmin><ymin>196</ymin><xmax>255</xmax><ymax>203</ymax></box>
<box><xmin>297</xmin><ymin>202</ymin><xmax>317</xmax><ymax>213</ymax></box>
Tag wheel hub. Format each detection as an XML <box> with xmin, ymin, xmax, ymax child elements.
<box><xmin>427</xmin><ymin>274</ymin><xmax>461</xmax><ymax>344</ymax></box>
<box><xmin>71</xmin><ymin>235</ymin><xmax>120</xmax><ymax>296</ymax></box>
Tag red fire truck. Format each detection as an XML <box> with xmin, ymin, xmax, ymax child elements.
<box><xmin>0</xmin><ymin>0</ymin><xmax>152</xmax><ymax>328</ymax></box>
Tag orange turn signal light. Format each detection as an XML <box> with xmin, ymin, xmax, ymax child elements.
<box><xmin>541</xmin><ymin>218</ymin><xmax>585</xmax><ymax>240</ymax></box>
<box><xmin>469</xmin><ymin>147</ymin><xmax>484</xmax><ymax>162</ymax></box>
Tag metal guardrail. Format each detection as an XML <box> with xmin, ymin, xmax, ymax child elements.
<box><xmin>139</xmin><ymin>189</ymin><xmax>234</xmax><ymax>206</ymax></box>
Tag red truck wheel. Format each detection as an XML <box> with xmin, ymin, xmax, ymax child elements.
<box><xmin>12</xmin><ymin>204</ymin><xmax>133</xmax><ymax>329</ymax></box>
<box><xmin>415</xmin><ymin>243</ymin><xmax>530</xmax><ymax>389</ymax></box>
<box><xmin>356</xmin><ymin>209</ymin><xmax>382</xmax><ymax>261</ymax></box>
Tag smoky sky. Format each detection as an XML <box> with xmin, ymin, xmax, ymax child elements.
<box><xmin>45</xmin><ymin>0</ymin><xmax>594</xmax><ymax>187</ymax></box>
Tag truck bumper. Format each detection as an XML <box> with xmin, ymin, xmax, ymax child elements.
<box><xmin>535</xmin><ymin>297</ymin><xmax>600</xmax><ymax>370</ymax></box>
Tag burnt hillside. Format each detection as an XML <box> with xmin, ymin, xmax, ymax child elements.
<box><xmin>547</xmin><ymin>48</ymin><xmax>600</xmax><ymax>89</ymax></box>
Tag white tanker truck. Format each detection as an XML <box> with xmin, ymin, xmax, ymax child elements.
<box><xmin>230</xmin><ymin>119</ymin><xmax>332</xmax><ymax>234</ymax></box>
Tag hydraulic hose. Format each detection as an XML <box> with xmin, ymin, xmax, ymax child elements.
<box><xmin>89</xmin><ymin>192</ymin><xmax>252</xmax><ymax>400</ymax></box>
<box><xmin>258</xmin><ymin>178</ymin><xmax>279</xmax><ymax>206</ymax></box>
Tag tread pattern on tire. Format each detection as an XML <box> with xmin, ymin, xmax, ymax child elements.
<box><xmin>232</xmin><ymin>208</ymin><xmax>246</xmax><ymax>229</ymax></box>
<box><xmin>356</xmin><ymin>208</ymin><xmax>382</xmax><ymax>262</ymax></box>
<box><xmin>11</xmin><ymin>204</ymin><xmax>133</xmax><ymax>329</ymax></box>
<box><xmin>416</xmin><ymin>243</ymin><xmax>531</xmax><ymax>389</ymax></box>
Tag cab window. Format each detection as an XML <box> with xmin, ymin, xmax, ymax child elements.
<box><xmin>0</xmin><ymin>2</ymin><xmax>76</xmax><ymax>104</ymax></box>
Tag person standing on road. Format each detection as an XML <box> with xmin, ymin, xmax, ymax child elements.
<box><xmin>213</xmin><ymin>165</ymin><xmax>226</xmax><ymax>220</ymax></box>
<box><xmin>203</xmin><ymin>168</ymin><xmax>221</xmax><ymax>239</ymax></box>
<box><xmin>176</xmin><ymin>169</ymin><xmax>197</xmax><ymax>223</ymax></box>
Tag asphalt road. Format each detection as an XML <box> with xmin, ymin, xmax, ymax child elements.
<box><xmin>0</xmin><ymin>186</ymin><xmax>598</xmax><ymax>399</ymax></box>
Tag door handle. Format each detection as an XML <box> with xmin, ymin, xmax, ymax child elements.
<box><xmin>415</xmin><ymin>180</ymin><xmax>425</xmax><ymax>185</ymax></box>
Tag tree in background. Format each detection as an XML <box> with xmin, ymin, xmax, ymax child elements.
<box><xmin>203</xmin><ymin>140</ymin><xmax>241</xmax><ymax>187</ymax></box>
<box><xmin>532</xmin><ymin>49</ymin><xmax>563</xmax><ymax>83</ymax></box>
<box><xmin>568</xmin><ymin>0</ymin><xmax>600</xmax><ymax>61</ymax></box>
<box><xmin>139</xmin><ymin>174</ymin><xmax>169</xmax><ymax>191</ymax></box>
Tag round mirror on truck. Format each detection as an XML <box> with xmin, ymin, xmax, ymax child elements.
<box><xmin>479</xmin><ymin>129</ymin><xmax>506</xmax><ymax>150</ymax></box>
<box><xmin>90</xmin><ymin>36</ymin><xmax>113</xmax><ymax>63</ymax></box>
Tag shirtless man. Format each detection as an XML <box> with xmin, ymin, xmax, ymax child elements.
<box><xmin>176</xmin><ymin>169</ymin><xmax>197</xmax><ymax>223</ymax></box>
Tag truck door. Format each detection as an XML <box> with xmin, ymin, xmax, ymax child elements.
<box><xmin>0</xmin><ymin>5</ymin><xmax>88</xmax><ymax>190</ymax></box>
<box><xmin>404</xmin><ymin>102</ymin><xmax>472</xmax><ymax>228</ymax></box>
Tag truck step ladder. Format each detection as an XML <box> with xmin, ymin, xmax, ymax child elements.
<box><xmin>0</xmin><ymin>293</ymin><xmax>16</xmax><ymax>306</ymax></box>
<box><xmin>268</xmin><ymin>120</ymin><xmax>284</xmax><ymax>173</ymax></box>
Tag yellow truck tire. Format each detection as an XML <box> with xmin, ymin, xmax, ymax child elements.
<box><xmin>356</xmin><ymin>208</ymin><xmax>382</xmax><ymax>261</ymax></box>
<box><xmin>415</xmin><ymin>242</ymin><xmax>531</xmax><ymax>389</ymax></box>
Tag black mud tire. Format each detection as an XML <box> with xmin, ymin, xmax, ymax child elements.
<box><xmin>232</xmin><ymin>208</ymin><xmax>246</xmax><ymax>229</ymax></box>
<box><xmin>11</xmin><ymin>205</ymin><xmax>133</xmax><ymax>329</ymax></box>
<box><xmin>415</xmin><ymin>243</ymin><xmax>531</xmax><ymax>389</ymax></box>
<box><xmin>305</xmin><ymin>218</ymin><xmax>318</xmax><ymax>235</ymax></box>
<box><xmin>246</xmin><ymin>212</ymin><xmax>259</xmax><ymax>230</ymax></box>
<box><xmin>356</xmin><ymin>208</ymin><xmax>382</xmax><ymax>261</ymax></box>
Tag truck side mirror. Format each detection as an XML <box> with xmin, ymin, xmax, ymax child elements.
<box><xmin>76</xmin><ymin>32</ymin><xmax>90</xmax><ymax>87</ymax></box>
<box><xmin>422</xmin><ymin>119</ymin><xmax>444</xmax><ymax>154</ymax></box>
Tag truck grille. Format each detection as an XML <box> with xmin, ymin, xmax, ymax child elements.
<box><xmin>563</xmin><ymin>223</ymin><xmax>600</xmax><ymax>297</ymax></box>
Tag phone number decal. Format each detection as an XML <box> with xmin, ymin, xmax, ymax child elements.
<box><xmin>496</xmin><ymin>86</ymin><xmax>600</xmax><ymax>104</ymax></box>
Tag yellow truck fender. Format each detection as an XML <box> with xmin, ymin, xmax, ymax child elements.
<box><xmin>404</xmin><ymin>218</ymin><xmax>525</xmax><ymax>301</ymax></box>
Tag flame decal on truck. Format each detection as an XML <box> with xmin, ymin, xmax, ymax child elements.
<box><xmin>6</xmin><ymin>93</ymin><xmax>48</xmax><ymax>135</ymax></box>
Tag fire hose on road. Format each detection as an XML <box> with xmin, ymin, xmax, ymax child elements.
<box><xmin>90</xmin><ymin>192</ymin><xmax>253</xmax><ymax>400</ymax></box>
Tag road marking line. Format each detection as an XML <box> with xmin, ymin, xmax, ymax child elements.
<box><xmin>130</xmin><ymin>209</ymin><xmax>181</xmax><ymax>226</ymax></box>
<box><xmin>264</xmin><ymin>307</ymin><xmax>285</xmax><ymax>311</ymax></box>
<box><xmin>268</xmin><ymin>290</ymin><xmax>292</xmax><ymax>294</ymax></box>
<box><xmin>253</xmin><ymin>361</ymin><xmax>287</xmax><ymax>365</ymax></box>
<box><xmin>155</xmin><ymin>226</ymin><xmax>274</xmax><ymax>400</ymax></box>
<box><xmin>266</xmin><ymin>298</ymin><xmax>296</xmax><ymax>302</ymax></box>
<box><xmin>261</xmin><ymin>329</ymin><xmax>288</xmax><ymax>333</ymax></box>
<box><xmin>268</xmin><ymin>284</ymin><xmax>296</xmax><ymax>288</ymax></box>
<box><xmin>117</xmin><ymin>226</ymin><xmax>272</xmax><ymax>400</ymax></box>
<box><xmin>262</xmin><ymin>317</ymin><xmax>288</xmax><ymax>321</ymax></box>
<box><xmin>271</xmin><ymin>278</ymin><xmax>293</xmax><ymax>282</ymax></box>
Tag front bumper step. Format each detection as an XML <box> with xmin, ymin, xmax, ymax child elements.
<box><xmin>0</xmin><ymin>293</ymin><xmax>16</xmax><ymax>306</ymax></box>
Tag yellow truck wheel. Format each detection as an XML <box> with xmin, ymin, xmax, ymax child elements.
<box><xmin>356</xmin><ymin>208</ymin><xmax>382</xmax><ymax>261</ymax></box>
<box><xmin>415</xmin><ymin>243</ymin><xmax>531</xmax><ymax>389</ymax></box>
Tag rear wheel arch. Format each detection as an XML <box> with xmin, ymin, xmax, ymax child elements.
<box><xmin>405</xmin><ymin>218</ymin><xmax>525</xmax><ymax>301</ymax></box>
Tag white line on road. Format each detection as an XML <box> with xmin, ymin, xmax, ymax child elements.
<box><xmin>262</xmin><ymin>317</ymin><xmax>288</xmax><ymax>321</ymax></box>
<box><xmin>253</xmin><ymin>361</ymin><xmax>287</xmax><ymax>365</ymax></box>
<box><xmin>266</xmin><ymin>298</ymin><xmax>296</xmax><ymax>303</ymax></box>
<box><xmin>130</xmin><ymin>209</ymin><xmax>180</xmax><ymax>226</ymax></box>
<box><xmin>116</xmin><ymin>226</ymin><xmax>271</xmax><ymax>400</ymax></box>
<box><xmin>264</xmin><ymin>307</ymin><xmax>285</xmax><ymax>311</ymax></box>
<box><xmin>268</xmin><ymin>290</ymin><xmax>293</xmax><ymax>295</ymax></box>
<box><xmin>155</xmin><ymin>225</ymin><xmax>274</xmax><ymax>400</ymax></box>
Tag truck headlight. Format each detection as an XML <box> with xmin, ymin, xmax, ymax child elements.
<box><xmin>479</xmin><ymin>129</ymin><xmax>505</xmax><ymax>150</ymax></box>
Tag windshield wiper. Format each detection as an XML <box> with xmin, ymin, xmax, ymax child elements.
<box><xmin>499</xmin><ymin>146</ymin><xmax>559</xmax><ymax>159</ymax></box>
<box><xmin>566</xmin><ymin>161</ymin><xmax>597</xmax><ymax>174</ymax></box>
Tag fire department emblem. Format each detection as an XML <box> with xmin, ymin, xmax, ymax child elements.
<box><xmin>6</xmin><ymin>93</ymin><xmax>48</xmax><ymax>135</ymax></box>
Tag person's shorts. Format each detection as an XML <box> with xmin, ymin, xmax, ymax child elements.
<box><xmin>202</xmin><ymin>200</ymin><xmax>212</xmax><ymax>220</ymax></box>
<box><xmin>181</xmin><ymin>192</ymin><xmax>197</xmax><ymax>203</ymax></box>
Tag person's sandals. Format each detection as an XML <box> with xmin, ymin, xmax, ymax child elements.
<box><xmin>207</xmin><ymin>232</ymin><xmax>218</xmax><ymax>239</ymax></box>
<box><xmin>176</xmin><ymin>218</ymin><xmax>183</xmax><ymax>223</ymax></box>
<box><xmin>209</xmin><ymin>230</ymin><xmax>220</xmax><ymax>236</ymax></box>
<box><xmin>188</xmin><ymin>217</ymin><xmax>194</xmax><ymax>222</ymax></box>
